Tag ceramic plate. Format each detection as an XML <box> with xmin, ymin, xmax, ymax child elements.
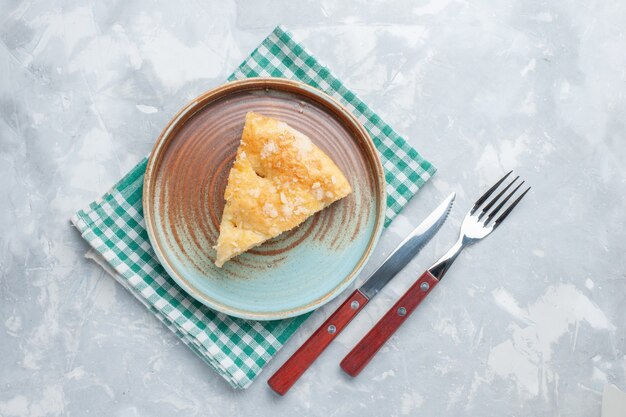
<box><xmin>143</xmin><ymin>78</ymin><xmax>385</xmax><ymax>320</ymax></box>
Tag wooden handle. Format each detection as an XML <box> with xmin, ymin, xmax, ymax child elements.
<box><xmin>268</xmin><ymin>289</ymin><xmax>369</xmax><ymax>395</ymax></box>
<box><xmin>340</xmin><ymin>271</ymin><xmax>438</xmax><ymax>377</ymax></box>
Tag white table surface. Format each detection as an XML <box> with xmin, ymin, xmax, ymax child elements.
<box><xmin>1</xmin><ymin>1</ymin><xmax>625</xmax><ymax>416</ymax></box>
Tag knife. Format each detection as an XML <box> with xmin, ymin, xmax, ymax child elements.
<box><xmin>267</xmin><ymin>192</ymin><xmax>455</xmax><ymax>395</ymax></box>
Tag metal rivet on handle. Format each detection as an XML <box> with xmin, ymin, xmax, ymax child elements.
<box><xmin>327</xmin><ymin>325</ymin><xmax>336</xmax><ymax>334</ymax></box>
<box><xmin>350</xmin><ymin>300</ymin><xmax>360</xmax><ymax>310</ymax></box>
<box><xmin>397</xmin><ymin>307</ymin><xmax>407</xmax><ymax>316</ymax></box>
<box><xmin>420</xmin><ymin>282</ymin><xmax>430</xmax><ymax>291</ymax></box>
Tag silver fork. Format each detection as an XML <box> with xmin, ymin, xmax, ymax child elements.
<box><xmin>340</xmin><ymin>171</ymin><xmax>531</xmax><ymax>377</ymax></box>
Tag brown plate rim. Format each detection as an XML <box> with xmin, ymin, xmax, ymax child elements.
<box><xmin>143</xmin><ymin>77</ymin><xmax>386</xmax><ymax>320</ymax></box>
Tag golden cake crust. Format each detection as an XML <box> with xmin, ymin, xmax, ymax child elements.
<box><xmin>214</xmin><ymin>112</ymin><xmax>352</xmax><ymax>267</ymax></box>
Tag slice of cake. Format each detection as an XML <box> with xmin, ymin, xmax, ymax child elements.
<box><xmin>214</xmin><ymin>112</ymin><xmax>352</xmax><ymax>267</ymax></box>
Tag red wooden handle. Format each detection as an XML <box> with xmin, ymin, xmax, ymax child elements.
<box><xmin>268</xmin><ymin>289</ymin><xmax>369</xmax><ymax>395</ymax></box>
<box><xmin>340</xmin><ymin>271</ymin><xmax>438</xmax><ymax>377</ymax></box>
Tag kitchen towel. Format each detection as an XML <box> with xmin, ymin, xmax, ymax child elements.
<box><xmin>72</xmin><ymin>25</ymin><xmax>436</xmax><ymax>389</ymax></box>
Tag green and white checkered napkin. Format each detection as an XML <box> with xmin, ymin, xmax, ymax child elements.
<box><xmin>72</xmin><ymin>25</ymin><xmax>435</xmax><ymax>389</ymax></box>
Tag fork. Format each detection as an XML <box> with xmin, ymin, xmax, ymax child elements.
<box><xmin>340</xmin><ymin>171</ymin><xmax>530</xmax><ymax>377</ymax></box>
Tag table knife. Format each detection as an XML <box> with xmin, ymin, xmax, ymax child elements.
<box><xmin>267</xmin><ymin>192</ymin><xmax>455</xmax><ymax>395</ymax></box>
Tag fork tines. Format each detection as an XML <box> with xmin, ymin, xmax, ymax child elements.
<box><xmin>473</xmin><ymin>171</ymin><xmax>531</xmax><ymax>227</ymax></box>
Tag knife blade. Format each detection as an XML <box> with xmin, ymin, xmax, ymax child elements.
<box><xmin>359</xmin><ymin>192</ymin><xmax>455</xmax><ymax>299</ymax></box>
<box><xmin>267</xmin><ymin>192</ymin><xmax>455</xmax><ymax>395</ymax></box>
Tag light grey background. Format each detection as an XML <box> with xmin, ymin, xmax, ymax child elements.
<box><xmin>1</xmin><ymin>1</ymin><xmax>625</xmax><ymax>416</ymax></box>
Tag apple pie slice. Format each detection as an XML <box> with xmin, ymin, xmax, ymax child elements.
<box><xmin>214</xmin><ymin>112</ymin><xmax>352</xmax><ymax>267</ymax></box>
